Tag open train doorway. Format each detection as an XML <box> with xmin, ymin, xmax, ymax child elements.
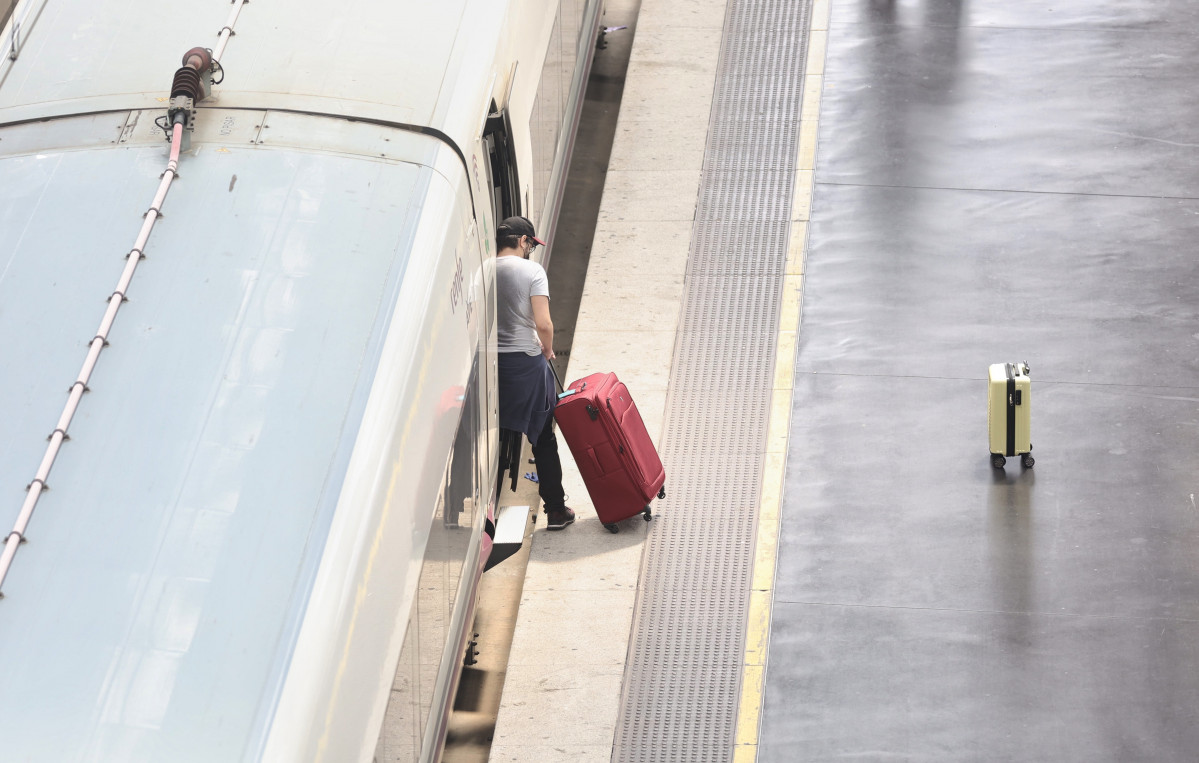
<box><xmin>483</xmin><ymin>100</ymin><xmax>522</xmax><ymax>221</ymax></box>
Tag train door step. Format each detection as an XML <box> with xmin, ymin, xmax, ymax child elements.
<box><xmin>484</xmin><ymin>504</ymin><xmax>530</xmax><ymax>572</ymax></box>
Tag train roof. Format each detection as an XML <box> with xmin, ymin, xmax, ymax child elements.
<box><xmin>0</xmin><ymin>127</ymin><xmax>467</xmax><ymax>761</ymax></box>
<box><xmin>0</xmin><ymin>0</ymin><xmax>505</xmax><ymax>758</ymax></box>
<box><xmin>1</xmin><ymin>0</ymin><xmax>508</xmax><ymax>149</ymax></box>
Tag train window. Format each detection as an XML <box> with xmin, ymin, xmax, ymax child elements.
<box><xmin>376</xmin><ymin>359</ymin><xmax>482</xmax><ymax>759</ymax></box>
<box><xmin>483</xmin><ymin>101</ymin><xmax>521</xmax><ymax>221</ymax></box>
<box><xmin>443</xmin><ymin>361</ymin><xmax>480</xmax><ymax>535</ymax></box>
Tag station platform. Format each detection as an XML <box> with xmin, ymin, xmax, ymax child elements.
<box><xmin>492</xmin><ymin>1</ymin><xmax>1199</xmax><ymax>761</ymax></box>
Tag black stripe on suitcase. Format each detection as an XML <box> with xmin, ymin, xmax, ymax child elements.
<box><xmin>1005</xmin><ymin>363</ymin><xmax>1016</xmax><ymax>457</ymax></box>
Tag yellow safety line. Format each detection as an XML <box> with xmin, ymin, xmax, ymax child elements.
<box><xmin>733</xmin><ymin>0</ymin><xmax>830</xmax><ymax>758</ymax></box>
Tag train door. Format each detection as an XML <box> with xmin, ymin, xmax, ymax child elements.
<box><xmin>475</xmin><ymin>98</ymin><xmax>516</xmax><ymax>508</ymax></box>
<box><xmin>481</xmin><ymin>100</ymin><xmax>521</xmax><ymax>221</ymax></box>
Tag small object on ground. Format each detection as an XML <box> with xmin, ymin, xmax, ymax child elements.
<box><xmin>987</xmin><ymin>361</ymin><xmax>1034</xmax><ymax>470</ymax></box>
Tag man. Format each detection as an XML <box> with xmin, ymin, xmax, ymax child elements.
<box><xmin>495</xmin><ymin>216</ymin><xmax>574</xmax><ymax>530</ymax></box>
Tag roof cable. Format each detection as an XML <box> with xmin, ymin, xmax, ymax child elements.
<box><xmin>0</xmin><ymin>3</ymin><xmax>248</xmax><ymax>597</ymax></box>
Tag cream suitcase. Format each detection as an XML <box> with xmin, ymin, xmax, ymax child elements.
<box><xmin>988</xmin><ymin>362</ymin><xmax>1033</xmax><ymax>468</ymax></box>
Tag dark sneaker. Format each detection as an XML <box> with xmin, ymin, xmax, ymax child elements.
<box><xmin>544</xmin><ymin>507</ymin><xmax>575</xmax><ymax>530</ymax></box>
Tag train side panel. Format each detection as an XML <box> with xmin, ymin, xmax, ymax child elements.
<box><xmin>261</xmin><ymin>150</ymin><xmax>485</xmax><ymax>762</ymax></box>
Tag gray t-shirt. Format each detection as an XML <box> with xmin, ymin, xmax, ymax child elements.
<box><xmin>496</xmin><ymin>255</ymin><xmax>550</xmax><ymax>355</ymax></box>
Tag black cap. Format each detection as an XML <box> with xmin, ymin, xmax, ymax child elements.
<box><xmin>497</xmin><ymin>216</ymin><xmax>546</xmax><ymax>246</ymax></box>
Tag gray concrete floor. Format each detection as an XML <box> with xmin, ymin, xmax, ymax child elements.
<box><xmin>440</xmin><ymin>2</ymin><xmax>641</xmax><ymax>759</ymax></box>
<box><xmin>761</xmin><ymin>1</ymin><xmax>1199</xmax><ymax>760</ymax></box>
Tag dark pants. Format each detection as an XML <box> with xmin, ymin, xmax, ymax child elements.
<box><xmin>497</xmin><ymin>351</ymin><xmax>566</xmax><ymax>510</ymax></box>
<box><xmin>531</xmin><ymin>414</ymin><xmax>566</xmax><ymax>511</ymax></box>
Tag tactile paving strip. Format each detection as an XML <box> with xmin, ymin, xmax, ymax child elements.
<box><xmin>613</xmin><ymin>0</ymin><xmax>812</xmax><ymax>760</ymax></box>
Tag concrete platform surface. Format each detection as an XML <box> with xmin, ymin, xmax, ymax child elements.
<box><xmin>760</xmin><ymin>1</ymin><xmax>1199</xmax><ymax>760</ymax></box>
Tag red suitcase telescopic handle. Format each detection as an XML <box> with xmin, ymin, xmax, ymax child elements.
<box><xmin>553</xmin><ymin>364</ymin><xmax>592</xmax><ymax>400</ymax></box>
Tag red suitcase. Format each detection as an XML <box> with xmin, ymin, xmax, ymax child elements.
<box><xmin>554</xmin><ymin>371</ymin><xmax>666</xmax><ymax>533</ymax></box>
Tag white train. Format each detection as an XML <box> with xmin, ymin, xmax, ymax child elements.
<box><xmin>0</xmin><ymin>0</ymin><xmax>602</xmax><ymax>760</ymax></box>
